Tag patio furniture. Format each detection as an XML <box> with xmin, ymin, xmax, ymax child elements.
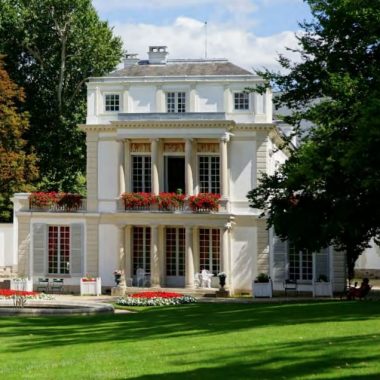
<box><xmin>36</xmin><ymin>278</ymin><xmax>49</xmax><ymax>293</ymax></box>
<box><xmin>283</xmin><ymin>279</ymin><xmax>298</xmax><ymax>296</ymax></box>
<box><xmin>50</xmin><ymin>278</ymin><xmax>64</xmax><ymax>293</ymax></box>
<box><xmin>136</xmin><ymin>268</ymin><xmax>148</xmax><ymax>287</ymax></box>
<box><xmin>200</xmin><ymin>269</ymin><xmax>213</xmax><ymax>288</ymax></box>
<box><xmin>194</xmin><ymin>272</ymin><xmax>201</xmax><ymax>288</ymax></box>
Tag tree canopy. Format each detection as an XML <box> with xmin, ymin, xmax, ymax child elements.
<box><xmin>247</xmin><ymin>0</ymin><xmax>380</xmax><ymax>279</ymax></box>
<box><xmin>0</xmin><ymin>56</ymin><xmax>39</xmax><ymax>221</ymax></box>
<box><xmin>0</xmin><ymin>0</ymin><xmax>123</xmax><ymax>192</ymax></box>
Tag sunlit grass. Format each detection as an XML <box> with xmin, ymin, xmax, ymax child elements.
<box><xmin>0</xmin><ymin>301</ymin><xmax>380</xmax><ymax>379</ymax></box>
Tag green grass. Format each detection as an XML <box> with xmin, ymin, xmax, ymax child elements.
<box><xmin>1</xmin><ymin>301</ymin><xmax>380</xmax><ymax>379</ymax></box>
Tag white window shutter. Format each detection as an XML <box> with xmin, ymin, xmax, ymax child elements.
<box><xmin>70</xmin><ymin>224</ymin><xmax>84</xmax><ymax>276</ymax></box>
<box><xmin>272</xmin><ymin>233</ymin><xmax>288</xmax><ymax>282</ymax></box>
<box><xmin>315</xmin><ymin>248</ymin><xmax>330</xmax><ymax>281</ymax></box>
<box><xmin>33</xmin><ymin>224</ymin><xmax>47</xmax><ymax>275</ymax></box>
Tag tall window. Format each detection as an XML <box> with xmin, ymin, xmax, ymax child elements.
<box><xmin>234</xmin><ymin>92</ymin><xmax>249</xmax><ymax>110</ymax></box>
<box><xmin>105</xmin><ymin>94</ymin><xmax>120</xmax><ymax>112</ymax></box>
<box><xmin>132</xmin><ymin>156</ymin><xmax>151</xmax><ymax>192</ymax></box>
<box><xmin>48</xmin><ymin>226</ymin><xmax>70</xmax><ymax>274</ymax></box>
<box><xmin>166</xmin><ymin>228</ymin><xmax>185</xmax><ymax>276</ymax></box>
<box><xmin>167</xmin><ymin>92</ymin><xmax>186</xmax><ymax>113</ymax></box>
<box><xmin>132</xmin><ymin>227</ymin><xmax>151</xmax><ymax>274</ymax></box>
<box><xmin>288</xmin><ymin>245</ymin><xmax>313</xmax><ymax>281</ymax></box>
<box><xmin>199</xmin><ymin>156</ymin><xmax>220</xmax><ymax>193</ymax></box>
<box><xmin>199</xmin><ymin>228</ymin><xmax>220</xmax><ymax>275</ymax></box>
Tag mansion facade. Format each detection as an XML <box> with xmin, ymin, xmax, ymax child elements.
<box><xmin>12</xmin><ymin>46</ymin><xmax>345</xmax><ymax>294</ymax></box>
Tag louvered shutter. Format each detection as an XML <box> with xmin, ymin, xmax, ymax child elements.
<box><xmin>315</xmin><ymin>248</ymin><xmax>330</xmax><ymax>282</ymax></box>
<box><xmin>33</xmin><ymin>224</ymin><xmax>47</xmax><ymax>275</ymax></box>
<box><xmin>70</xmin><ymin>224</ymin><xmax>84</xmax><ymax>276</ymax></box>
<box><xmin>272</xmin><ymin>233</ymin><xmax>288</xmax><ymax>282</ymax></box>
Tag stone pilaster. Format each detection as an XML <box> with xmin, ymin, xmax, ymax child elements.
<box><xmin>150</xmin><ymin>225</ymin><xmax>160</xmax><ymax>287</ymax></box>
<box><xmin>185</xmin><ymin>139</ymin><xmax>194</xmax><ymax>195</ymax></box>
<box><xmin>151</xmin><ymin>139</ymin><xmax>160</xmax><ymax>195</ymax></box>
<box><xmin>185</xmin><ymin>227</ymin><xmax>195</xmax><ymax>288</ymax></box>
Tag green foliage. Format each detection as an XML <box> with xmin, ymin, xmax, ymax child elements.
<box><xmin>248</xmin><ymin>0</ymin><xmax>380</xmax><ymax>279</ymax></box>
<box><xmin>0</xmin><ymin>0</ymin><xmax>123</xmax><ymax>191</ymax></box>
<box><xmin>0</xmin><ymin>56</ymin><xmax>38</xmax><ymax>221</ymax></box>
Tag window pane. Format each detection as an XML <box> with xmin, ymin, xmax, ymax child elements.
<box><xmin>132</xmin><ymin>156</ymin><xmax>151</xmax><ymax>192</ymax></box>
<box><xmin>199</xmin><ymin>228</ymin><xmax>220</xmax><ymax>275</ymax></box>
<box><xmin>132</xmin><ymin>227</ymin><xmax>151</xmax><ymax>274</ymax></box>
<box><xmin>105</xmin><ymin>94</ymin><xmax>120</xmax><ymax>112</ymax></box>
<box><xmin>199</xmin><ymin>156</ymin><xmax>220</xmax><ymax>194</ymax></box>
<box><xmin>48</xmin><ymin>226</ymin><xmax>70</xmax><ymax>275</ymax></box>
<box><xmin>234</xmin><ymin>92</ymin><xmax>249</xmax><ymax>110</ymax></box>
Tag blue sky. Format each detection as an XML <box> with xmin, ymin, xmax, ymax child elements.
<box><xmin>93</xmin><ymin>0</ymin><xmax>312</xmax><ymax>71</ymax></box>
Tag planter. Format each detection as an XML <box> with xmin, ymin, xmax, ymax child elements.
<box><xmin>313</xmin><ymin>281</ymin><xmax>332</xmax><ymax>297</ymax></box>
<box><xmin>10</xmin><ymin>278</ymin><xmax>33</xmax><ymax>292</ymax></box>
<box><xmin>253</xmin><ymin>281</ymin><xmax>272</xmax><ymax>298</ymax></box>
<box><xmin>80</xmin><ymin>277</ymin><xmax>101</xmax><ymax>296</ymax></box>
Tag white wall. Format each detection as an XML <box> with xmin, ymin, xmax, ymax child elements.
<box><xmin>230</xmin><ymin>139</ymin><xmax>256</xmax><ymax>202</ymax></box>
<box><xmin>98</xmin><ymin>224</ymin><xmax>119</xmax><ymax>286</ymax></box>
<box><xmin>356</xmin><ymin>242</ymin><xmax>380</xmax><ymax>270</ymax></box>
<box><xmin>231</xmin><ymin>226</ymin><xmax>256</xmax><ymax>291</ymax></box>
<box><xmin>0</xmin><ymin>224</ymin><xmax>14</xmax><ymax>267</ymax></box>
<box><xmin>98</xmin><ymin>140</ymin><xmax>119</xmax><ymax>203</ymax></box>
<box><xmin>197</xmin><ymin>85</ymin><xmax>224</xmax><ymax>112</ymax></box>
<box><xmin>129</xmin><ymin>86</ymin><xmax>156</xmax><ymax>113</ymax></box>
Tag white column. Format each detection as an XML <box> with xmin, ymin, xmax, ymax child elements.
<box><xmin>151</xmin><ymin>139</ymin><xmax>160</xmax><ymax>195</ymax></box>
<box><xmin>150</xmin><ymin>225</ymin><xmax>160</xmax><ymax>287</ymax></box>
<box><xmin>125</xmin><ymin>225</ymin><xmax>132</xmax><ymax>283</ymax></box>
<box><xmin>224</xmin><ymin>85</ymin><xmax>232</xmax><ymax>114</ymax></box>
<box><xmin>156</xmin><ymin>85</ymin><xmax>165</xmax><ymax>112</ymax></box>
<box><xmin>123</xmin><ymin>87</ymin><xmax>129</xmax><ymax>113</ymax></box>
<box><xmin>118</xmin><ymin>141</ymin><xmax>125</xmax><ymax>195</ymax></box>
<box><xmin>220</xmin><ymin>134</ymin><xmax>229</xmax><ymax>199</ymax></box>
<box><xmin>124</xmin><ymin>139</ymin><xmax>131</xmax><ymax>192</ymax></box>
<box><xmin>185</xmin><ymin>226</ymin><xmax>195</xmax><ymax>288</ymax></box>
<box><xmin>190</xmin><ymin>84</ymin><xmax>196</xmax><ymax>112</ymax></box>
<box><xmin>185</xmin><ymin>139</ymin><xmax>194</xmax><ymax>195</ymax></box>
<box><xmin>118</xmin><ymin>226</ymin><xmax>126</xmax><ymax>287</ymax></box>
<box><xmin>193</xmin><ymin>227</ymin><xmax>199</xmax><ymax>273</ymax></box>
<box><xmin>220</xmin><ymin>225</ymin><xmax>231</xmax><ymax>287</ymax></box>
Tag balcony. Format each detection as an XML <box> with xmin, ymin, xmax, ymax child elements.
<box><xmin>118</xmin><ymin>193</ymin><xmax>228</xmax><ymax>213</ymax></box>
<box><xmin>28</xmin><ymin>193</ymin><xmax>86</xmax><ymax>213</ymax></box>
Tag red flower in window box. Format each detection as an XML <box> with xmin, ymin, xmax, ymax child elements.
<box><xmin>188</xmin><ymin>193</ymin><xmax>221</xmax><ymax>212</ymax></box>
<box><xmin>121</xmin><ymin>192</ymin><xmax>156</xmax><ymax>210</ymax></box>
<box><xmin>29</xmin><ymin>192</ymin><xmax>59</xmax><ymax>208</ymax></box>
<box><xmin>156</xmin><ymin>192</ymin><xmax>186</xmax><ymax>211</ymax></box>
<box><xmin>131</xmin><ymin>291</ymin><xmax>182</xmax><ymax>299</ymax></box>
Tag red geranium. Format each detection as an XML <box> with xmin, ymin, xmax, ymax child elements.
<box><xmin>131</xmin><ymin>291</ymin><xmax>183</xmax><ymax>299</ymax></box>
<box><xmin>0</xmin><ymin>289</ymin><xmax>39</xmax><ymax>297</ymax></box>
<box><xmin>188</xmin><ymin>193</ymin><xmax>221</xmax><ymax>212</ymax></box>
<box><xmin>121</xmin><ymin>192</ymin><xmax>156</xmax><ymax>210</ymax></box>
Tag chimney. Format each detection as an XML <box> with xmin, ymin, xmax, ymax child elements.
<box><xmin>123</xmin><ymin>53</ymin><xmax>139</xmax><ymax>68</ymax></box>
<box><xmin>148</xmin><ymin>46</ymin><xmax>168</xmax><ymax>64</ymax></box>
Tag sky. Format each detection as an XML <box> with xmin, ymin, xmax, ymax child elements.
<box><xmin>92</xmin><ymin>0</ymin><xmax>312</xmax><ymax>72</ymax></box>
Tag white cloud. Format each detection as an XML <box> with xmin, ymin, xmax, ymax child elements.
<box><xmin>112</xmin><ymin>16</ymin><xmax>301</xmax><ymax>72</ymax></box>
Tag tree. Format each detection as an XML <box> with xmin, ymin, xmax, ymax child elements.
<box><xmin>247</xmin><ymin>0</ymin><xmax>380</xmax><ymax>280</ymax></box>
<box><xmin>0</xmin><ymin>0</ymin><xmax>123</xmax><ymax>191</ymax></box>
<box><xmin>0</xmin><ymin>57</ymin><xmax>39</xmax><ymax>221</ymax></box>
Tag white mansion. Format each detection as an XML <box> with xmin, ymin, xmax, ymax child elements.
<box><xmin>12</xmin><ymin>46</ymin><xmax>345</xmax><ymax>295</ymax></box>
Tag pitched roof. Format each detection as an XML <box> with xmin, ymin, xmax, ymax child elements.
<box><xmin>105</xmin><ymin>60</ymin><xmax>254</xmax><ymax>77</ymax></box>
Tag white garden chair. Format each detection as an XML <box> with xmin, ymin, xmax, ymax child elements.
<box><xmin>201</xmin><ymin>269</ymin><xmax>213</xmax><ymax>288</ymax></box>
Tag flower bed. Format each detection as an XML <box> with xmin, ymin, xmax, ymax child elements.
<box><xmin>116</xmin><ymin>291</ymin><xmax>197</xmax><ymax>306</ymax></box>
<box><xmin>0</xmin><ymin>289</ymin><xmax>53</xmax><ymax>300</ymax></box>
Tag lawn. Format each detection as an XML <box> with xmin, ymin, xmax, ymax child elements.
<box><xmin>1</xmin><ymin>301</ymin><xmax>380</xmax><ymax>379</ymax></box>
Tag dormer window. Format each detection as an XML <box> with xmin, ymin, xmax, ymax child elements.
<box><xmin>167</xmin><ymin>92</ymin><xmax>186</xmax><ymax>113</ymax></box>
<box><xmin>105</xmin><ymin>94</ymin><xmax>120</xmax><ymax>112</ymax></box>
<box><xmin>234</xmin><ymin>92</ymin><xmax>249</xmax><ymax>111</ymax></box>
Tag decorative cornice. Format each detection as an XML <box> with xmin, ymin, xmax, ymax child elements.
<box><xmin>79</xmin><ymin>124</ymin><xmax>117</xmax><ymax>133</ymax></box>
<box><xmin>233</xmin><ymin>123</ymin><xmax>274</xmax><ymax>131</ymax></box>
<box><xmin>110</xmin><ymin>120</ymin><xmax>235</xmax><ymax>130</ymax></box>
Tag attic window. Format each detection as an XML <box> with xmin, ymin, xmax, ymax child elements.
<box><xmin>234</xmin><ymin>92</ymin><xmax>249</xmax><ymax>110</ymax></box>
<box><xmin>105</xmin><ymin>94</ymin><xmax>120</xmax><ymax>112</ymax></box>
<box><xmin>167</xmin><ymin>92</ymin><xmax>186</xmax><ymax>113</ymax></box>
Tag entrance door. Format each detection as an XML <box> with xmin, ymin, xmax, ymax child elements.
<box><xmin>165</xmin><ymin>157</ymin><xmax>185</xmax><ymax>193</ymax></box>
<box><xmin>165</xmin><ymin>227</ymin><xmax>185</xmax><ymax>287</ymax></box>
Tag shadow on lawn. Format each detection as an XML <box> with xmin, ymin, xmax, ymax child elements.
<box><xmin>1</xmin><ymin>301</ymin><xmax>380</xmax><ymax>351</ymax></box>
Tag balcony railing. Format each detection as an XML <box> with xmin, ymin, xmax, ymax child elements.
<box><xmin>119</xmin><ymin>193</ymin><xmax>228</xmax><ymax>213</ymax></box>
<box><xmin>29</xmin><ymin>193</ymin><xmax>86</xmax><ymax>212</ymax></box>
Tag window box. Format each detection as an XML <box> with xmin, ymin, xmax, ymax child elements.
<box><xmin>80</xmin><ymin>277</ymin><xmax>101</xmax><ymax>296</ymax></box>
<box><xmin>29</xmin><ymin>192</ymin><xmax>84</xmax><ymax>212</ymax></box>
<box><xmin>188</xmin><ymin>193</ymin><xmax>221</xmax><ymax>212</ymax></box>
<box><xmin>252</xmin><ymin>280</ymin><xmax>273</xmax><ymax>298</ymax></box>
<box><xmin>121</xmin><ymin>192</ymin><xmax>156</xmax><ymax>210</ymax></box>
